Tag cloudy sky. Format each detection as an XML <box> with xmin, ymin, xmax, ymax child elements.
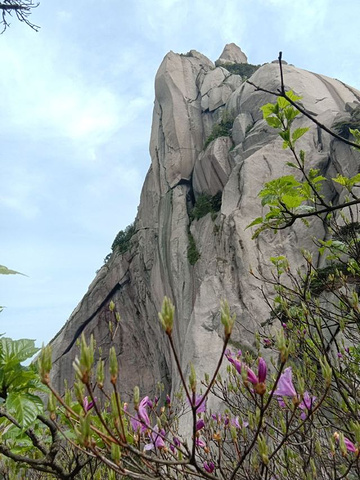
<box><xmin>1</xmin><ymin>0</ymin><xmax>359</xmax><ymax>349</ymax></box>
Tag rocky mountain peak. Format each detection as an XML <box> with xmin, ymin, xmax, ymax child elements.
<box><xmin>215</xmin><ymin>42</ymin><xmax>248</xmax><ymax>66</ymax></box>
<box><xmin>48</xmin><ymin>46</ymin><xmax>360</xmax><ymax>407</ymax></box>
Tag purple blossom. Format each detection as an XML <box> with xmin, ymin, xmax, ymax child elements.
<box><xmin>226</xmin><ymin>351</ymin><xmax>267</xmax><ymax>393</ymax></box>
<box><xmin>196</xmin><ymin>419</ymin><xmax>205</xmax><ymax>431</ymax></box>
<box><xmin>196</xmin><ymin>437</ymin><xmax>206</xmax><ymax>448</ymax></box>
<box><xmin>225</xmin><ymin>350</ymin><xmax>242</xmax><ymax>375</ymax></box>
<box><xmin>131</xmin><ymin>396</ymin><xmax>151</xmax><ymax>433</ymax></box>
<box><xmin>211</xmin><ymin>413</ymin><xmax>222</xmax><ymax>422</ymax></box>
<box><xmin>144</xmin><ymin>425</ymin><xmax>166</xmax><ymax>451</ymax></box>
<box><xmin>258</xmin><ymin>358</ymin><xmax>267</xmax><ymax>384</ymax></box>
<box><xmin>231</xmin><ymin>416</ymin><xmax>249</xmax><ymax>429</ymax></box>
<box><xmin>170</xmin><ymin>436</ymin><xmax>181</xmax><ymax>453</ymax></box>
<box><xmin>138</xmin><ymin>396</ymin><xmax>151</xmax><ymax>427</ymax></box>
<box><xmin>274</xmin><ymin>367</ymin><xmax>297</xmax><ymax>398</ymax></box>
<box><xmin>83</xmin><ymin>396</ymin><xmax>96</xmax><ymax>412</ymax></box>
<box><xmin>203</xmin><ymin>461</ymin><xmax>215</xmax><ymax>473</ymax></box>
<box><xmin>344</xmin><ymin>437</ymin><xmax>357</xmax><ymax>453</ymax></box>
<box><xmin>334</xmin><ymin>432</ymin><xmax>358</xmax><ymax>454</ymax></box>
<box><xmin>299</xmin><ymin>391</ymin><xmax>316</xmax><ymax>420</ymax></box>
<box><xmin>190</xmin><ymin>394</ymin><xmax>207</xmax><ymax>413</ymax></box>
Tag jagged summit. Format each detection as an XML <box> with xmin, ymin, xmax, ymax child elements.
<box><xmin>49</xmin><ymin>46</ymin><xmax>360</xmax><ymax>404</ymax></box>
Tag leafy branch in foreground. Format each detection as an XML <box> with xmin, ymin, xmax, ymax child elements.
<box><xmin>246</xmin><ymin>66</ymin><xmax>360</xmax><ymax>237</ymax></box>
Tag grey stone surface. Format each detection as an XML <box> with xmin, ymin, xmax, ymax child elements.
<box><xmin>49</xmin><ymin>45</ymin><xmax>360</xmax><ymax>412</ymax></box>
<box><xmin>215</xmin><ymin>43</ymin><xmax>247</xmax><ymax>65</ymax></box>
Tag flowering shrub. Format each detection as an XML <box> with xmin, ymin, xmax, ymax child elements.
<box><xmin>1</xmin><ymin>58</ymin><xmax>360</xmax><ymax>478</ymax></box>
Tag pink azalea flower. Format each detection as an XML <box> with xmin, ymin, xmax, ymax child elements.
<box><xmin>226</xmin><ymin>351</ymin><xmax>267</xmax><ymax>393</ymax></box>
<box><xmin>274</xmin><ymin>367</ymin><xmax>297</xmax><ymax>397</ymax></box>
<box><xmin>203</xmin><ymin>461</ymin><xmax>215</xmax><ymax>473</ymax></box>
<box><xmin>144</xmin><ymin>425</ymin><xmax>166</xmax><ymax>451</ymax></box>
<box><xmin>231</xmin><ymin>416</ymin><xmax>249</xmax><ymax>429</ymax></box>
<box><xmin>196</xmin><ymin>419</ymin><xmax>205</xmax><ymax>431</ymax></box>
<box><xmin>132</xmin><ymin>396</ymin><xmax>151</xmax><ymax>433</ymax></box>
<box><xmin>190</xmin><ymin>394</ymin><xmax>207</xmax><ymax>413</ymax></box>
<box><xmin>334</xmin><ymin>432</ymin><xmax>358</xmax><ymax>454</ymax></box>
<box><xmin>258</xmin><ymin>358</ymin><xmax>267</xmax><ymax>383</ymax></box>
<box><xmin>344</xmin><ymin>437</ymin><xmax>357</xmax><ymax>453</ymax></box>
<box><xmin>83</xmin><ymin>396</ymin><xmax>96</xmax><ymax>412</ymax></box>
<box><xmin>138</xmin><ymin>396</ymin><xmax>151</xmax><ymax>427</ymax></box>
<box><xmin>196</xmin><ymin>437</ymin><xmax>206</xmax><ymax>448</ymax></box>
<box><xmin>225</xmin><ymin>350</ymin><xmax>242</xmax><ymax>375</ymax></box>
<box><xmin>299</xmin><ymin>391</ymin><xmax>316</xmax><ymax>419</ymax></box>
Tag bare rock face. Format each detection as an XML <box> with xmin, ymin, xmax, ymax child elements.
<box><xmin>215</xmin><ymin>43</ymin><xmax>248</xmax><ymax>66</ymax></box>
<box><xmin>49</xmin><ymin>45</ymin><xmax>360</xmax><ymax>405</ymax></box>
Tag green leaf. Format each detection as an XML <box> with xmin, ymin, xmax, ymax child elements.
<box><xmin>285</xmin><ymin>107</ymin><xmax>300</xmax><ymax>122</ymax></box>
<box><xmin>332</xmin><ymin>175</ymin><xmax>347</xmax><ymax>186</ymax></box>
<box><xmin>312</xmin><ymin>175</ymin><xmax>326</xmax><ymax>184</ymax></box>
<box><xmin>292</xmin><ymin>127</ymin><xmax>309</xmax><ymax>142</ymax></box>
<box><xmin>246</xmin><ymin>217</ymin><xmax>264</xmax><ymax>229</ymax></box>
<box><xmin>349</xmin><ymin>128</ymin><xmax>360</xmax><ymax>144</ymax></box>
<box><xmin>265</xmin><ymin>116</ymin><xmax>282</xmax><ymax>129</ymax></box>
<box><xmin>349</xmin><ymin>173</ymin><xmax>360</xmax><ymax>186</ymax></box>
<box><xmin>286</xmin><ymin>162</ymin><xmax>299</xmax><ymax>169</ymax></box>
<box><xmin>281</xmin><ymin>194</ymin><xmax>304</xmax><ymax>209</ymax></box>
<box><xmin>261</xmin><ymin>103</ymin><xmax>276</xmax><ymax>119</ymax></box>
<box><xmin>277</xmin><ymin>97</ymin><xmax>290</xmax><ymax>109</ymax></box>
<box><xmin>0</xmin><ymin>338</ymin><xmax>39</xmax><ymax>365</ymax></box>
<box><xmin>0</xmin><ymin>265</ymin><xmax>25</xmax><ymax>276</ymax></box>
<box><xmin>6</xmin><ymin>392</ymin><xmax>43</xmax><ymax>429</ymax></box>
<box><xmin>285</xmin><ymin>90</ymin><xmax>302</xmax><ymax>102</ymax></box>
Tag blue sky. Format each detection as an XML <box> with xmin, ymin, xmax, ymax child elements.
<box><xmin>1</xmin><ymin>0</ymin><xmax>360</xmax><ymax>347</ymax></box>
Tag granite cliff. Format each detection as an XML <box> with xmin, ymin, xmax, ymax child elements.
<box><xmin>49</xmin><ymin>44</ymin><xmax>360</xmax><ymax>400</ymax></box>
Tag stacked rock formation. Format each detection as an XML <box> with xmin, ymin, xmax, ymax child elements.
<box><xmin>49</xmin><ymin>44</ymin><xmax>360</xmax><ymax>402</ymax></box>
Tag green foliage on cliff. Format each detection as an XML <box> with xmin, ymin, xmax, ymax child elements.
<box><xmin>221</xmin><ymin>62</ymin><xmax>260</xmax><ymax>79</ymax></box>
<box><xmin>111</xmin><ymin>223</ymin><xmax>135</xmax><ymax>254</ymax></box>
<box><xmin>190</xmin><ymin>192</ymin><xmax>222</xmax><ymax>221</ymax></box>
<box><xmin>187</xmin><ymin>232</ymin><xmax>200</xmax><ymax>265</ymax></box>
<box><xmin>203</xmin><ymin>111</ymin><xmax>234</xmax><ymax>149</ymax></box>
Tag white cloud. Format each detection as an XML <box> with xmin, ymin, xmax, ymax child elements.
<box><xmin>262</xmin><ymin>0</ymin><xmax>328</xmax><ymax>40</ymax></box>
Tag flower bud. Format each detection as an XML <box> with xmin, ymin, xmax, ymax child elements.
<box><xmin>111</xmin><ymin>443</ymin><xmax>121</xmax><ymax>465</ymax></box>
<box><xmin>47</xmin><ymin>393</ymin><xmax>57</xmax><ymax>420</ymax></box>
<box><xmin>134</xmin><ymin>386</ymin><xmax>140</xmax><ymax>409</ymax></box>
<box><xmin>158</xmin><ymin>296</ymin><xmax>175</xmax><ymax>335</ymax></box>
<box><xmin>109</xmin><ymin>300</ymin><xmax>115</xmax><ymax>312</ymax></box>
<box><xmin>220</xmin><ymin>300</ymin><xmax>235</xmax><ymax>337</ymax></box>
<box><xmin>38</xmin><ymin>344</ymin><xmax>52</xmax><ymax>384</ymax></box>
<box><xmin>96</xmin><ymin>359</ymin><xmax>105</xmax><ymax>389</ymax></box>
<box><xmin>189</xmin><ymin>363</ymin><xmax>197</xmax><ymax>392</ymax></box>
<box><xmin>320</xmin><ymin>356</ymin><xmax>332</xmax><ymax>386</ymax></box>
<box><xmin>109</xmin><ymin>346</ymin><xmax>118</xmax><ymax>384</ymax></box>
